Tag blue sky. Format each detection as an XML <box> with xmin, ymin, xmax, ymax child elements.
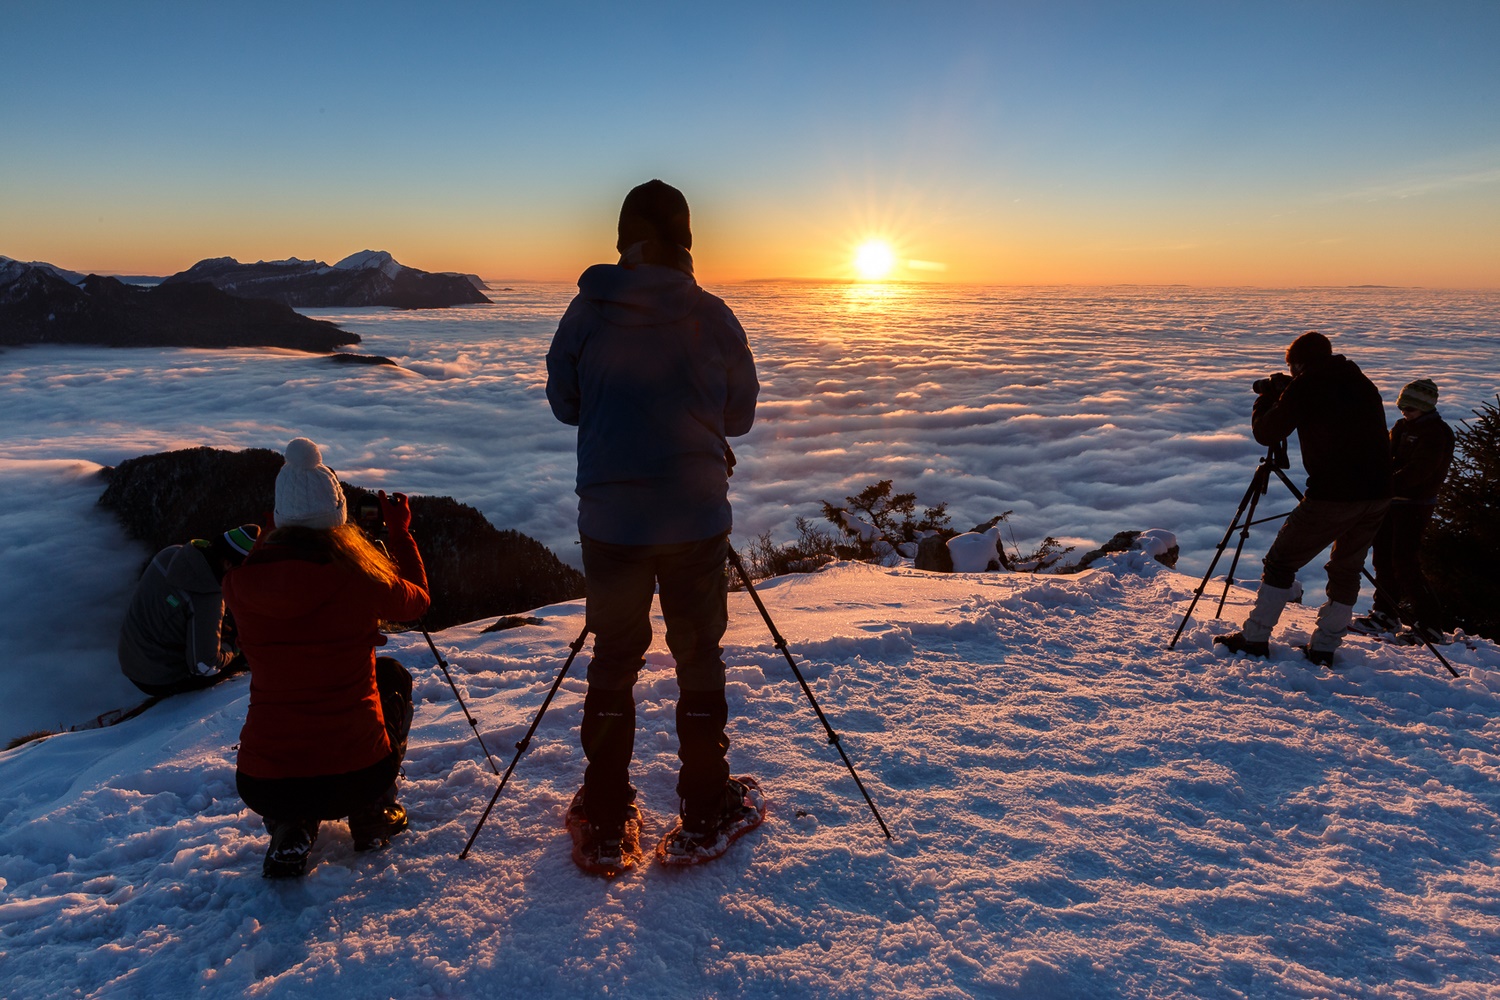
<box><xmin>3</xmin><ymin>1</ymin><xmax>1497</xmax><ymax>284</ymax></box>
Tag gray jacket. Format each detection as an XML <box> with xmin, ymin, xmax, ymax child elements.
<box><xmin>118</xmin><ymin>543</ymin><xmax>234</xmax><ymax>687</ymax></box>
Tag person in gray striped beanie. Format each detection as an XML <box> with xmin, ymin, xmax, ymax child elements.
<box><xmin>1350</xmin><ymin>378</ymin><xmax>1455</xmax><ymax>643</ymax></box>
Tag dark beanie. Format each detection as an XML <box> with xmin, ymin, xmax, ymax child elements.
<box><xmin>1286</xmin><ymin>331</ymin><xmax>1332</xmax><ymax>368</ymax></box>
<box><xmin>617</xmin><ymin>179</ymin><xmax>692</xmax><ymax>252</ymax></box>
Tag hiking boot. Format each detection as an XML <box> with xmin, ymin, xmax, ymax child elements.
<box><xmin>566</xmin><ymin>786</ymin><xmax>639</xmax><ymax>868</ymax></box>
<box><xmin>1213</xmin><ymin>632</ymin><xmax>1270</xmax><ymax>658</ymax></box>
<box><xmin>1348</xmin><ymin>610</ymin><xmax>1400</xmax><ymax>636</ymax></box>
<box><xmin>263</xmin><ymin>819</ymin><xmax>319</xmax><ymax>878</ymax></box>
<box><xmin>1297</xmin><ymin>644</ymin><xmax>1335</xmax><ymax>668</ymax></box>
<box><xmin>668</xmin><ymin>777</ymin><xmax>758</xmax><ymax>855</ymax></box>
<box><xmin>349</xmin><ymin>802</ymin><xmax>409</xmax><ymax>852</ymax></box>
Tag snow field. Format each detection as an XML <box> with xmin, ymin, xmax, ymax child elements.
<box><xmin>2</xmin><ymin>558</ymin><xmax>1498</xmax><ymax>998</ymax></box>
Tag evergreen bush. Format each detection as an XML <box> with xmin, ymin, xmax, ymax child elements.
<box><xmin>1425</xmin><ymin>395</ymin><xmax>1500</xmax><ymax>640</ymax></box>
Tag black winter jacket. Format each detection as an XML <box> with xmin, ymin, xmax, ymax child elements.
<box><xmin>1252</xmin><ymin>354</ymin><xmax>1392</xmax><ymax>502</ymax></box>
<box><xmin>1390</xmin><ymin>409</ymin><xmax>1454</xmax><ymax>503</ymax></box>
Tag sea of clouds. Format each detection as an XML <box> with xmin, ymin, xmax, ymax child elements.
<box><xmin>0</xmin><ymin>282</ymin><xmax>1495</xmax><ymax>737</ymax></box>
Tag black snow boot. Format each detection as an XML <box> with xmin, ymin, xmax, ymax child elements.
<box><xmin>263</xmin><ymin>818</ymin><xmax>320</xmax><ymax>878</ymax></box>
<box><xmin>675</xmin><ymin>689</ymin><xmax>730</xmax><ymax>808</ymax></box>
<box><xmin>349</xmin><ymin>784</ymin><xmax>409</xmax><ymax>852</ymax></box>
<box><xmin>1213</xmin><ymin>631</ymin><xmax>1270</xmax><ymax>658</ymax></box>
<box><xmin>1297</xmin><ymin>643</ymin><xmax>1335</xmax><ymax>668</ymax></box>
<box><xmin>581</xmin><ymin>687</ymin><xmax>637</xmax><ymax>832</ymax></box>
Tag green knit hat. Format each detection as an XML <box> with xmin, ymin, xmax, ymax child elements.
<box><xmin>1396</xmin><ymin>378</ymin><xmax>1439</xmax><ymax>412</ymax></box>
<box><xmin>222</xmin><ymin>524</ymin><xmax>261</xmax><ymax>559</ymax></box>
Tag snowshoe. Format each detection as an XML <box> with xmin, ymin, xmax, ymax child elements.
<box><xmin>657</xmin><ymin>775</ymin><xmax>766</xmax><ymax>867</ymax></box>
<box><xmin>263</xmin><ymin>819</ymin><xmax>319</xmax><ymax>878</ymax></box>
<box><xmin>1391</xmin><ymin>625</ymin><xmax>1448</xmax><ymax>647</ymax></box>
<box><xmin>565</xmin><ymin>788</ymin><xmax>645</xmax><ymax>878</ymax></box>
<box><xmin>1348</xmin><ymin>611</ymin><xmax>1400</xmax><ymax>637</ymax></box>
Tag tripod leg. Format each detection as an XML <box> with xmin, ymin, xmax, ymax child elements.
<box><xmin>1168</xmin><ymin>468</ymin><xmax>1263</xmax><ymax>649</ymax></box>
<box><xmin>458</xmin><ymin>624</ymin><xmax>591</xmax><ymax>860</ymax></box>
<box><xmin>1215</xmin><ymin>482</ymin><xmax>1268</xmax><ymax>617</ymax></box>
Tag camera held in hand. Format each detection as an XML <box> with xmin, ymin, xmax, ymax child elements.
<box><xmin>1252</xmin><ymin>371</ymin><xmax>1293</xmax><ymax>397</ymax></box>
<box><xmin>356</xmin><ymin>500</ymin><xmax>387</xmax><ymax>548</ymax></box>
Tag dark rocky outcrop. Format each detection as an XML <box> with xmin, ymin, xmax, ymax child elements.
<box><xmin>914</xmin><ymin>534</ymin><xmax>954</xmax><ymax>573</ymax></box>
<box><xmin>160</xmin><ymin>250</ymin><xmax>491</xmax><ymax>309</ymax></box>
<box><xmin>98</xmin><ymin>447</ymin><xmax>583</xmax><ymax>631</ymax></box>
<box><xmin>0</xmin><ymin>260</ymin><xmax>355</xmax><ymax>351</ymax></box>
<box><xmin>1061</xmin><ymin>531</ymin><xmax>1180</xmax><ymax>573</ymax></box>
<box><xmin>326</xmin><ymin>352</ymin><xmax>397</xmax><ymax>366</ymax></box>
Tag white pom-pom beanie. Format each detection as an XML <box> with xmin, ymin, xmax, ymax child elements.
<box><xmin>274</xmin><ymin>437</ymin><xmax>347</xmax><ymax>529</ymax></box>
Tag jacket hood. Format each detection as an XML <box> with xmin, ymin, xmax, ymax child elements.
<box><xmin>164</xmin><ymin>543</ymin><xmax>221</xmax><ymax>593</ymax></box>
<box><xmin>576</xmin><ymin>262</ymin><xmax>702</xmax><ymax>327</ymax></box>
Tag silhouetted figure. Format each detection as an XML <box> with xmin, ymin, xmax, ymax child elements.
<box><xmin>1215</xmin><ymin>331</ymin><xmax>1392</xmax><ymax>667</ymax></box>
<box><xmin>546</xmin><ymin>180</ymin><xmax>760</xmax><ymax>866</ymax></box>
<box><xmin>1352</xmin><ymin>378</ymin><xmax>1455</xmax><ymax>643</ymax></box>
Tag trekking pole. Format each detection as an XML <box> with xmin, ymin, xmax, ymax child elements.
<box><xmin>458</xmin><ymin>623</ymin><xmax>591</xmax><ymax>860</ymax></box>
<box><xmin>421</xmin><ymin>624</ymin><xmax>501</xmax><ymax>775</ymax></box>
<box><xmin>725</xmin><ymin>545</ymin><xmax>893</xmax><ymax>840</ymax></box>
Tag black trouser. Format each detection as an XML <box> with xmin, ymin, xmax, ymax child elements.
<box><xmin>579</xmin><ymin>533</ymin><xmax>731</xmax><ymax>828</ymax></box>
<box><xmin>1371</xmin><ymin>502</ymin><xmax>1441</xmax><ymax>624</ymax></box>
<box><xmin>128</xmin><ymin>655</ymin><xmax>247</xmax><ymax>698</ymax></box>
<box><xmin>236</xmin><ymin>657</ymin><xmax>413</xmax><ymax>826</ymax></box>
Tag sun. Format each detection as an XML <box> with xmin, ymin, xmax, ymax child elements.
<box><xmin>853</xmin><ymin>240</ymin><xmax>897</xmax><ymax>281</ymax></box>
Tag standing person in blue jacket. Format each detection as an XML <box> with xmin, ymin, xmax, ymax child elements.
<box><xmin>546</xmin><ymin>179</ymin><xmax>760</xmax><ymax>866</ymax></box>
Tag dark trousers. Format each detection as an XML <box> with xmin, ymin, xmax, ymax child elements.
<box><xmin>1262</xmin><ymin>498</ymin><xmax>1389</xmax><ymax>605</ymax></box>
<box><xmin>237</xmin><ymin>657</ymin><xmax>413</xmax><ymax>827</ymax></box>
<box><xmin>1371</xmin><ymin>502</ymin><xmax>1441</xmax><ymax>624</ymax></box>
<box><xmin>579</xmin><ymin>533</ymin><xmax>731</xmax><ymax>827</ymax></box>
<box><xmin>129</xmin><ymin>655</ymin><xmax>248</xmax><ymax>698</ymax></box>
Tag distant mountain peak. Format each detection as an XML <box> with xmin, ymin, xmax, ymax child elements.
<box><xmin>334</xmin><ymin>250</ymin><xmax>403</xmax><ymax>280</ymax></box>
<box><xmin>162</xmin><ymin>250</ymin><xmax>489</xmax><ymax>309</ymax></box>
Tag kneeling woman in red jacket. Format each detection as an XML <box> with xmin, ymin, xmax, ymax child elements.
<box><xmin>225</xmin><ymin>437</ymin><xmax>430</xmax><ymax>877</ymax></box>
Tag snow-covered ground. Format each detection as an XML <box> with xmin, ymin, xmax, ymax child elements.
<box><xmin>3</xmin><ymin>557</ymin><xmax>1498</xmax><ymax>998</ymax></box>
<box><xmin>1</xmin><ymin>283</ymin><xmax>1498</xmax><ymax>997</ymax></box>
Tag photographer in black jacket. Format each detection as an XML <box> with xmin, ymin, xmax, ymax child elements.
<box><xmin>1215</xmin><ymin>331</ymin><xmax>1393</xmax><ymax>666</ymax></box>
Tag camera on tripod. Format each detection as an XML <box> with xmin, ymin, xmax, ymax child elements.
<box><xmin>1252</xmin><ymin>372</ymin><xmax>1293</xmax><ymax>397</ymax></box>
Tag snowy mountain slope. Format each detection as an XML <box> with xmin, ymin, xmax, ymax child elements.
<box><xmin>2</xmin><ymin>558</ymin><xmax>1497</xmax><ymax>999</ymax></box>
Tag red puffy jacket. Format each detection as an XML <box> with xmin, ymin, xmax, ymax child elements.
<box><xmin>224</xmin><ymin>527</ymin><xmax>429</xmax><ymax>779</ymax></box>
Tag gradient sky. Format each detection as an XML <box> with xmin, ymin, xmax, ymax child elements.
<box><xmin>4</xmin><ymin>1</ymin><xmax>1498</xmax><ymax>286</ymax></box>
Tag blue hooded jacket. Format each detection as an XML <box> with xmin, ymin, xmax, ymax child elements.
<box><xmin>546</xmin><ymin>261</ymin><xmax>759</xmax><ymax>545</ymax></box>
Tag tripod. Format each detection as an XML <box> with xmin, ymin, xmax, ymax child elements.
<box><xmin>1169</xmin><ymin>442</ymin><xmax>1459</xmax><ymax>678</ymax></box>
<box><xmin>1169</xmin><ymin>441</ymin><xmax>1299</xmax><ymax>649</ymax></box>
